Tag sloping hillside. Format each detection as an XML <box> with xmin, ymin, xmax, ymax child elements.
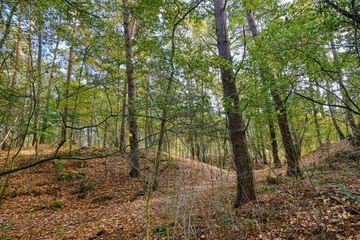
<box><xmin>0</xmin><ymin>139</ymin><xmax>359</xmax><ymax>239</ymax></box>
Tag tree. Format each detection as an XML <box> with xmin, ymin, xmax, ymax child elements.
<box><xmin>213</xmin><ymin>0</ymin><xmax>256</xmax><ymax>207</ymax></box>
<box><xmin>246</xmin><ymin>10</ymin><xmax>301</xmax><ymax>176</ymax></box>
<box><xmin>122</xmin><ymin>0</ymin><xmax>140</xmax><ymax>178</ymax></box>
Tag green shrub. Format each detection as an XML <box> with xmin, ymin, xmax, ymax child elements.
<box><xmin>51</xmin><ymin>200</ymin><xmax>64</xmax><ymax>209</ymax></box>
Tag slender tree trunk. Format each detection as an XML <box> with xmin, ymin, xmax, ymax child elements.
<box><xmin>312</xmin><ymin>101</ymin><xmax>323</xmax><ymax>146</ymax></box>
<box><xmin>0</xmin><ymin>3</ymin><xmax>18</xmax><ymax>50</ymax></box>
<box><xmin>246</xmin><ymin>10</ymin><xmax>301</xmax><ymax>176</ymax></box>
<box><xmin>214</xmin><ymin>0</ymin><xmax>256</xmax><ymax>207</ymax></box>
<box><xmin>40</xmin><ymin>33</ymin><xmax>60</xmax><ymax>144</ymax></box>
<box><xmin>328</xmin><ymin>103</ymin><xmax>345</xmax><ymax>140</ymax></box>
<box><xmin>271</xmin><ymin>92</ymin><xmax>301</xmax><ymax>176</ymax></box>
<box><xmin>27</xmin><ymin>17</ymin><xmax>36</xmax><ymax>148</ymax></box>
<box><xmin>2</xmin><ymin>4</ymin><xmax>21</xmax><ymax>150</ymax></box>
<box><xmin>309</xmin><ymin>84</ymin><xmax>323</xmax><ymax>146</ymax></box>
<box><xmin>330</xmin><ymin>39</ymin><xmax>360</xmax><ymax>145</ymax></box>
<box><xmin>268</xmin><ymin>119</ymin><xmax>282</xmax><ymax>168</ymax></box>
<box><xmin>260</xmin><ymin>135</ymin><xmax>267</xmax><ymax>164</ymax></box>
<box><xmin>123</xmin><ymin>0</ymin><xmax>140</xmax><ymax>178</ymax></box>
<box><xmin>119</xmin><ymin>79</ymin><xmax>127</xmax><ymax>152</ymax></box>
<box><xmin>63</xmin><ymin>18</ymin><xmax>77</xmax><ymax>144</ymax></box>
<box><xmin>32</xmin><ymin>12</ymin><xmax>43</xmax><ymax>153</ymax></box>
<box><xmin>316</xmin><ymin>85</ymin><xmax>326</xmax><ymax>117</ymax></box>
<box><xmin>87</xmin><ymin>122</ymin><xmax>92</xmax><ymax>147</ymax></box>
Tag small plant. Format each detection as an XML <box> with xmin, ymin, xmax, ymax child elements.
<box><xmin>51</xmin><ymin>200</ymin><xmax>64</xmax><ymax>209</ymax></box>
<box><xmin>53</xmin><ymin>161</ymin><xmax>64</xmax><ymax>174</ymax></box>
<box><xmin>312</xmin><ymin>180</ymin><xmax>320</xmax><ymax>187</ymax></box>
<box><xmin>77</xmin><ymin>161</ymin><xmax>88</xmax><ymax>168</ymax></box>
<box><xmin>338</xmin><ymin>184</ymin><xmax>360</xmax><ymax>204</ymax></box>
<box><xmin>56</xmin><ymin>172</ymin><xmax>85</xmax><ymax>181</ymax></box>
<box><xmin>93</xmin><ymin>192</ymin><xmax>117</xmax><ymax>203</ymax></box>
<box><xmin>24</xmin><ymin>205</ymin><xmax>45</xmax><ymax>213</ymax></box>
<box><xmin>258</xmin><ymin>184</ymin><xmax>277</xmax><ymax>194</ymax></box>
<box><xmin>154</xmin><ymin>222</ymin><xmax>175</xmax><ymax>236</ymax></box>
<box><xmin>243</xmin><ymin>218</ymin><xmax>257</xmax><ymax>224</ymax></box>
<box><xmin>222</xmin><ymin>219</ymin><xmax>231</xmax><ymax>226</ymax></box>
<box><xmin>0</xmin><ymin>223</ymin><xmax>12</xmax><ymax>239</ymax></box>
<box><xmin>79</xmin><ymin>181</ymin><xmax>98</xmax><ymax>192</ymax></box>
<box><xmin>59</xmin><ymin>226</ymin><xmax>67</xmax><ymax>240</ymax></box>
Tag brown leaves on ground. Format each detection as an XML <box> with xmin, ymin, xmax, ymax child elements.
<box><xmin>0</xmin><ymin>139</ymin><xmax>360</xmax><ymax>239</ymax></box>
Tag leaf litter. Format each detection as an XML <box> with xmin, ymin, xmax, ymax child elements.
<box><xmin>0</xmin><ymin>139</ymin><xmax>359</xmax><ymax>239</ymax></box>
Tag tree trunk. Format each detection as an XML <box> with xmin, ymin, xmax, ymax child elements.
<box><xmin>268</xmin><ymin>119</ymin><xmax>282</xmax><ymax>168</ymax></box>
<box><xmin>40</xmin><ymin>33</ymin><xmax>60</xmax><ymax>144</ymax></box>
<box><xmin>2</xmin><ymin>3</ymin><xmax>21</xmax><ymax>150</ymax></box>
<box><xmin>32</xmin><ymin>12</ymin><xmax>43</xmax><ymax>153</ymax></box>
<box><xmin>330</xmin><ymin>39</ymin><xmax>360</xmax><ymax>145</ymax></box>
<box><xmin>272</xmin><ymin>92</ymin><xmax>301</xmax><ymax>176</ymax></box>
<box><xmin>119</xmin><ymin>79</ymin><xmax>127</xmax><ymax>151</ymax></box>
<box><xmin>123</xmin><ymin>0</ymin><xmax>140</xmax><ymax>178</ymax></box>
<box><xmin>312</xmin><ymin>101</ymin><xmax>323</xmax><ymax>146</ymax></box>
<box><xmin>214</xmin><ymin>0</ymin><xmax>256</xmax><ymax>208</ymax></box>
<box><xmin>63</xmin><ymin>17</ymin><xmax>77</xmax><ymax>144</ymax></box>
<box><xmin>246</xmin><ymin>10</ymin><xmax>301</xmax><ymax>176</ymax></box>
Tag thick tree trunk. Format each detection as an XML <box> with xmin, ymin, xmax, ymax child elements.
<box><xmin>214</xmin><ymin>0</ymin><xmax>256</xmax><ymax>208</ymax></box>
<box><xmin>123</xmin><ymin>0</ymin><xmax>140</xmax><ymax>178</ymax></box>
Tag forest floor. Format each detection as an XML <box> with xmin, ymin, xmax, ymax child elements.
<box><xmin>1</xmin><ymin>139</ymin><xmax>360</xmax><ymax>239</ymax></box>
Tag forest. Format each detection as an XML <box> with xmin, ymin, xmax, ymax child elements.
<box><xmin>1</xmin><ymin>0</ymin><xmax>360</xmax><ymax>239</ymax></box>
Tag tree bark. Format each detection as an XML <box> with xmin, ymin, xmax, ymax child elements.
<box><xmin>214</xmin><ymin>0</ymin><xmax>256</xmax><ymax>208</ymax></box>
<box><xmin>123</xmin><ymin>0</ymin><xmax>140</xmax><ymax>178</ymax></box>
